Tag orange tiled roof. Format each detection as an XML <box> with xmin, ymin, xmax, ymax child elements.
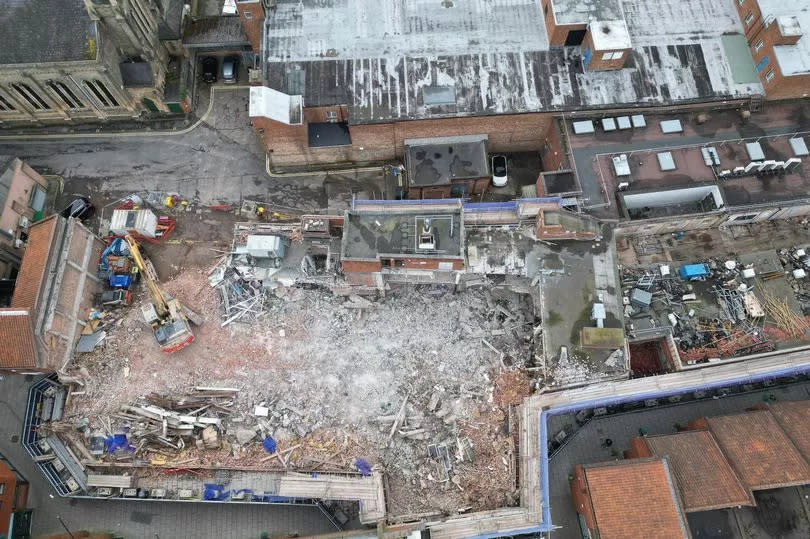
<box><xmin>645</xmin><ymin>430</ymin><xmax>754</xmax><ymax>512</ymax></box>
<box><xmin>768</xmin><ymin>401</ymin><xmax>810</xmax><ymax>462</ymax></box>
<box><xmin>707</xmin><ymin>410</ymin><xmax>810</xmax><ymax>490</ymax></box>
<box><xmin>11</xmin><ymin>215</ymin><xmax>58</xmax><ymax>311</ymax></box>
<box><xmin>583</xmin><ymin>458</ymin><xmax>690</xmax><ymax>539</ymax></box>
<box><xmin>0</xmin><ymin>308</ymin><xmax>37</xmax><ymax>368</ymax></box>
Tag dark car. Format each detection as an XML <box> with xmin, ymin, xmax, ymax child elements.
<box><xmin>61</xmin><ymin>197</ymin><xmax>96</xmax><ymax>221</ymax></box>
<box><xmin>201</xmin><ymin>57</ymin><xmax>218</xmax><ymax>83</ymax></box>
<box><xmin>222</xmin><ymin>56</ymin><xmax>238</xmax><ymax>84</ymax></box>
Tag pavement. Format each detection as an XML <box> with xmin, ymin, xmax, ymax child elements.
<box><xmin>0</xmin><ymin>375</ymin><xmax>337</xmax><ymax>538</ymax></box>
<box><xmin>0</xmin><ymin>86</ymin><xmax>384</xmax><ymax>213</ymax></box>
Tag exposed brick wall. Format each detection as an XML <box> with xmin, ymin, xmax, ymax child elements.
<box><xmin>570</xmin><ymin>465</ymin><xmax>597</xmax><ymax>534</ymax></box>
<box><xmin>581</xmin><ymin>31</ymin><xmax>630</xmax><ymax>72</ymax></box>
<box><xmin>236</xmin><ymin>0</ymin><xmax>265</xmax><ymax>54</ymax></box>
<box><xmin>342</xmin><ymin>260</ymin><xmax>383</xmax><ymax>274</ymax></box>
<box><xmin>624</xmin><ymin>437</ymin><xmax>654</xmax><ymax>459</ymax></box>
<box><xmin>542</xmin><ymin>0</ymin><xmax>586</xmax><ymax>46</ymax></box>
<box><xmin>254</xmin><ymin>112</ymin><xmax>553</xmax><ymax>169</ymax></box>
<box><xmin>735</xmin><ymin>0</ymin><xmax>764</xmax><ymax>42</ymax></box>
<box><xmin>541</xmin><ymin>118</ymin><xmax>568</xmax><ymax>171</ymax></box>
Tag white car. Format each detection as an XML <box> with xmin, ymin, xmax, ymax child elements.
<box><xmin>491</xmin><ymin>155</ymin><xmax>508</xmax><ymax>187</ymax></box>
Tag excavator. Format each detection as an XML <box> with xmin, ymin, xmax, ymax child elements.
<box><xmin>123</xmin><ymin>234</ymin><xmax>202</xmax><ymax>353</ymax></box>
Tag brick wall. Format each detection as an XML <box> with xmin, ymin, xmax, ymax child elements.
<box><xmin>540</xmin><ymin>118</ymin><xmax>568</xmax><ymax>171</ymax></box>
<box><xmin>255</xmin><ymin>112</ymin><xmax>553</xmax><ymax>169</ymax></box>
<box><xmin>581</xmin><ymin>31</ymin><xmax>630</xmax><ymax>72</ymax></box>
<box><xmin>542</xmin><ymin>0</ymin><xmax>586</xmax><ymax>46</ymax></box>
<box><xmin>734</xmin><ymin>0</ymin><xmax>810</xmax><ymax>99</ymax></box>
<box><xmin>236</xmin><ymin>1</ymin><xmax>266</xmax><ymax>54</ymax></box>
<box><xmin>570</xmin><ymin>465</ymin><xmax>597</xmax><ymax>534</ymax></box>
<box><xmin>342</xmin><ymin>260</ymin><xmax>383</xmax><ymax>274</ymax></box>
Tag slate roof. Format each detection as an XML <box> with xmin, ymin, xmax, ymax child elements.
<box><xmin>158</xmin><ymin>0</ymin><xmax>185</xmax><ymax>41</ymax></box>
<box><xmin>581</xmin><ymin>458</ymin><xmax>690</xmax><ymax>539</ymax></box>
<box><xmin>706</xmin><ymin>410</ymin><xmax>810</xmax><ymax>490</ymax></box>
<box><xmin>768</xmin><ymin>401</ymin><xmax>810</xmax><ymax>462</ymax></box>
<box><xmin>11</xmin><ymin>215</ymin><xmax>58</xmax><ymax>312</ymax></box>
<box><xmin>120</xmin><ymin>62</ymin><xmax>154</xmax><ymax>88</ymax></box>
<box><xmin>0</xmin><ymin>308</ymin><xmax>37</xmax><ymax>369</ymax></box>
<box><xmin>0</xmin><ymin>0</ymin><xmax>97</xmax><ymax>64</ymax></box>
<box><xmin>643</xmin><ymin>431</ymin><xmax>754</xmax><ymax>512</ymax></box>
<box><xmin>182</xmin><ymin>16</ymin><xmax>248</xmax><ymax>47</ymax></box>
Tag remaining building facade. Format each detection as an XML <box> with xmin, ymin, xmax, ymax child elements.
<box><xmin>248</xmin><ymin>0</ymin><xmax>763</xmax><ymax>170</ymax></box>
<box><xmin>0</xmin><ymin>216</ymin><xmax>105</xmax><ymax>375</ymax></box>
<box><xmin>0</xmin><ymin>0</ymin><xmax>187</xmax><ymax>125</ymax></box>
<box><xmin>0</xmin><ymin>157</ymin><xmax>50</xmax><ymax>280</ymax></box>
<box><xmin>735</xmin><ymin>0</ymin><xmax>810</xmax><ymax>98</ymax></box>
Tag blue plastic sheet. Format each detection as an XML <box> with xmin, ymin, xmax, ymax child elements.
<box><xmin>203</xmin><ymin>483</ymin><xmax>229</xmax><ymax>501</ymax></box>
<box><xmin>354</xmin><ymin>458</ymin><xmax>372</xmax><ymax>476</ymax></box>
<box><xmin>99</xmin><ymin>238</ymin><xmax>129</xmax><ymax>270</ymax></box>
<box><xmin>262</xmin><ymin>436</ymin><xmax>277</xmax><ymax>454</ymax></box>
<box><xmin>104</xmin><ymin>433</ymin><xmax>135</xmax><ymax>453</ymax></box>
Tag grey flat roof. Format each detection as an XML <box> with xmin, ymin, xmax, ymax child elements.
<box><xmin>183</xmin><ymin>16</ymin><xmax>249</xmax><ymax>47</ymax></box>
<box><xmin>0</xmin><ymin>0</ymin><xmax>97</xmax><ymax>64</ymax></box>
<box><xmin>551</xmin><ymin>0</ymin><xmax>622</xmax><ymax>26</ymax></box>
<box><xmin>405</xmin><ymin>136</ymin><xmax>488</xmax><ymax>187</ymax></box>
<box><xmin>342</xmin><ymin>210</ymin><xmax>463</xmax><ymax>260</ymax></box>
<box><xmin>120</xmin><ymin>62</ymin><xmax>154</xmax><ymax>88</ymax></box>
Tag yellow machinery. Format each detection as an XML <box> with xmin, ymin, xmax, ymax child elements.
<box><xmin>124</xmin><ymin>234</ymin><xmax>201</xmax><ymax>353</ymax></box>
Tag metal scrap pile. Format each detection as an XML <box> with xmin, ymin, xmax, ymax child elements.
<box><xmin>216</xmin><ymin>267</ymin><xmax>267</xmax><ymax>327</ymax></box>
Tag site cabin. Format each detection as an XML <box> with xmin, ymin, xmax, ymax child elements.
<box><xmin>679</xmin><ymin>264</ymin><xmax>711</xmax><ymax>281</ymax></box>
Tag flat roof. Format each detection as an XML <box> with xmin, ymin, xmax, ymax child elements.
<box><xmin>405</xmin><ymin>136</ymin><xmax>488</xmax><ymax>187</ymax></box>
<box><xmin>263</xmin><ymin>0</ymin><xmax>762</xmax><ymax>123</ymax></box>
<box><xmin>581</xmin><ymin>458</ymin><xmax>690</xmax><ymax>539</ymax></box>
<box><xmin>758</xmin><ymin>0</ymin><xmax>810</xmax><ymax>77</ymax></box>
<box><xmin>342</xmin><ymin>210</ymin><xmax>463</xmax><ymax>260</ymax></box>
<box><xmin>551</xmin><ymin>0</ymin><xmax>622</xmax><ymax>26</ymax></box>
<box><xmin>644</xmin><ymin>431</ymin><xmax>754</xmax><ymax>512</ymax></box>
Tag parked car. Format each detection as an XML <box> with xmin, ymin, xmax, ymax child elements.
<box><xmin>201</xmin><ymin>57</ymin><xmax>218</xmax><ymax>83</ymax></box>
<box><xmin>222</xmin><ymin>56</ymin><xmax>238</xmax><ymax>84</ymax></box>
<box><xmin>491</xmin><ymin>155</ymin><xmax>508</xmax><ymax>187</ymax></box>
<box><xmin>61</xmin><ymin>197</ymin><xmax>96</xmax><ymax>221</ymax></box>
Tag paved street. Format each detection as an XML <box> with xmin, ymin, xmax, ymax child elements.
<box><xmin>0</xmin><ymin>87</ymin><xmax>362</xmax><ymax>212</ymax></box>
<box><xmin>0</xmin><ymin>375</ymin><xmax>337</xmax><ymax>538</ymax></box>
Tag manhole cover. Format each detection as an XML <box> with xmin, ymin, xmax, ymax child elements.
<box><xmin>11</xmin><ymin>435</ymin><xmax>19</xmax><ymax>443</ymax></box>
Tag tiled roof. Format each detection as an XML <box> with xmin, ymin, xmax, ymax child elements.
<box><xmin>182</xmin><ymin>16</ymin><xmax>248</xmax><ymax>47</ymax></box>
<box><xmin>707</xmin><ymin>410</ymin><xmax>810</xmax><ymax>490</ymax></box>
<box><xmin>11</xmin><ymin>215</ymin><xmax>58</xmax><ymax>312</ymax></box>
<box><xmin>0</xmin><ymin>0</ymin><xmax>98</xmax><ymax>64</ymax></box>
<box><xmin>0</xmin><ymin>308</ymin><xmax>36</xmax><ymax>368</ymax></box>
<box><xmin>644</xmin><ymin>431</ymin><xmax>754</xmax><ymax>512</ymax></box>
<box><xmin>768</xmin><ymin>401</ymin><xmax>810</xmax><ymax>462</ymax></box>
<box><xmin>583</xmin><ymin>458</ymin><xmax>690</xmax><ymax>539</ymax></box>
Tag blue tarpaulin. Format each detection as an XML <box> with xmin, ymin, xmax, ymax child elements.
<box><xmin>679</xmin><ymin>263</ymin><xmax>710</xmax><ymax>280</ymax></box>
<box><xmin>99</xmin><ymin>238</ymin><xmax>129</xmax><ymax>270</ymax></box>
<box><xmin>203</xmin><ymin>483</ymin><xmax>229</xmax><ymax>500</ymax></box>
<box><xmin>354</xmin><ymin>458</ymin><xmax>372</xmax><ymax>476</ymax></box>
<box><xmin>262</xmin><ymin>436</ymin><xmax>277</xmax><ymax>454</ymax></box>
<box><xmin>104</xmin><ymin>433</ymin><xmax>135</xmax><ymax>453</ymax></box>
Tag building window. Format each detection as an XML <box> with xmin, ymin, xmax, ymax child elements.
<box><xmin>765</xmin><ymin>69</ymin><xmax>775</xmax><ymax>82</ymax></box>
<box><xmin>48</xmin><ymin>81</ymin><xmax>83</xmax><ymax>109</ymax></box>
<box><xmin>84</xmin><ymin>80</ymin><xmax>119</xmax><ymax>107</ymax></box>
<box><xmin>244</xmin><ymin>10</ymin><xmax>253</xmax><ymax>19</ymax></box>
<box><xmin>326</xmin><ymin>110</ymin><xmax>338</xmax><ymax>123</ymax></box>
<box><xmin>601</xmin><ymin>51</ymin><xmax>624</xmax><ymax>61</ymax></box>
<box><xmin>754</xmin><ymin>39</ymin><xmax>764</xmax><ymax>53</ymax></box>
<box><xmin>12</xmin><ymin>83</ymin><xmax>50</xmax><ymax>110</ymax></box>
<box><xmin>94</xmin><ymin>80</ymin><xmax>119</xmax><ymax>107</ymax></box>
<box><xmin>0</xmin><ymin>91</ymin><xmax>15</xmax><ymax>111</ymax></box>
<box><xmin>745</xmin><ymin>11</ymin><xmax>754</xmax><ymax>25</ymax></box>
<box><xmin>0</xmin><ymin>483</ymin><xmax>5</xmax><ymax>494</ymax></box>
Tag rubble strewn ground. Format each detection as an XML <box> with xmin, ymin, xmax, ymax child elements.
<box><xmin>64</xmin><ymin>269</ymin><xmax>537</xmax><ymax>515</ymax></box>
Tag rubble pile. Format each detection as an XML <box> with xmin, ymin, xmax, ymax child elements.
<box><xmin>63</xmin><ymin>270</ymin><xmax>538</xmax><ymax>515</ymax></box>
